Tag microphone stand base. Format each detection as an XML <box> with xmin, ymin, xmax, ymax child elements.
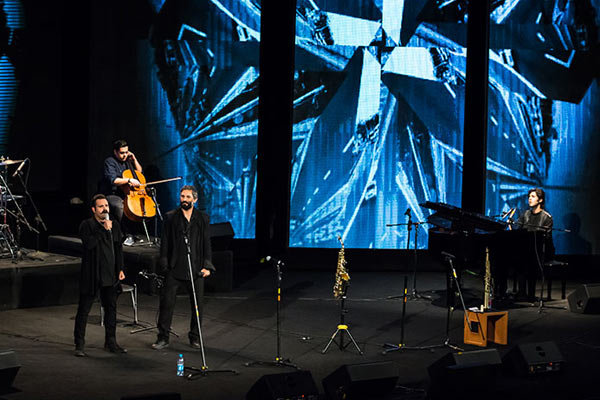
<box><xmin>244</xmin><ymin>358</ymin><xmax>299</xmax><ymax>370</ymax></box>
<box><xmin>185</xmin><ymin>365</ymin><xmax>238</xmax><ymax>380</ymax></box>
<box><xmin>382</xmin><ymin>338</ymin><xmax>462</xmax><ymax>354</ymax></box>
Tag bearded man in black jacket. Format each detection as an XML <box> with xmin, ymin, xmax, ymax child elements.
<box><xmin>152</xmin><ymin>185</ymin><xmax>215</xmax><ymax>350</ymax></box>
<box><xmin>74</xmin><ymin>194</ymin><xmax>127</xmax><ymax>357</ymax></box>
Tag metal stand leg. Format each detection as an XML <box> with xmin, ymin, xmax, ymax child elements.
<box><xmin>141</xmin><ymin>219</ymin><xmax>152</xmax><ymax>244</ymax></box>
<box><xmin>245</xmin><ymin>259</ymin><xmax>299</xmax><ymax>369</ymax></box>
<box><xmin>183</xmin><ymin>233</ymin><xmax>238</xmax><ymax>379</ymax></box>
<box><xmin>322</xmin><ymin>285</ymin><xmax>363</xmax><ymax>355</ymax></box>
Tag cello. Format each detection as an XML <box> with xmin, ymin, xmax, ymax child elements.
<box><xmin>121</xmin><ymin>159</ymin><xmax>181</xmax><ymax>222</ymax></box>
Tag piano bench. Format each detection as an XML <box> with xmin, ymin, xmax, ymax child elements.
<box><xmin>544</xmin><ymin>260</ymin><xmax>568</xmax><ymax>300</ymax></box>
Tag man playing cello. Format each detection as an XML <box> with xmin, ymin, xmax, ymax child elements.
<box><xmin>100</xmin><ymin>139</ymin><xmax>143</xmax><ymax>222</ymax></box>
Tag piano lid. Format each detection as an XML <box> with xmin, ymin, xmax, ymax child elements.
<box><xmin>421</xmin><ymin>201</ymin><xmax>508</xmax><ymax>233</ymax></box>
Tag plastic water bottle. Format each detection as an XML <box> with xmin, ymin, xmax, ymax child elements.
<box><xmin>177</xmin><ymin>354</ymin><xmax>184</xmax><ymax>377</ymax></box>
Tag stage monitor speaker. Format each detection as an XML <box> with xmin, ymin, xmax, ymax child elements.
<box><xmin>209</xmin><ymin>222</ymin><xmax>235</xmax><ymax>251</ymax></box>
<box><xmin>502</xmin><ymin>341</ymin><xmax>564</xmax><ymax>376</ymax></box>
<box><xmin>120</xmin><ymin>393</ymin><xmax>180</xmax><ymax>400</ymax></box>
<box><xmin>246</xmin><ymin>370</ymin><xmax>319</xmax><ymax>400</ymax></box>
<box><xmin>567</xmin><ymin>283</ymin><xmax>600</xmax><ymax>314</ymax></box>
<box><xmin>427</xmin><ymin>349</ymin><xmax>501</xmax><ymax>398</ymax></box>
<box><xmin>0</xmin><ymin>350</ymin><xmax>20</xmax><ymax>395</ymax></box>
<box><xmin>322</xmin><ymin>361</ymin><xmax>398</xmax><ymax>400</ymax></box>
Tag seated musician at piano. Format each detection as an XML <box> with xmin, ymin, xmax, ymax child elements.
<box><xmin>99</xmin><ymin>139</ymin><xmax>142</xmax><ymax>222</ymax></box>
<box><xmin>513</xmin><ymin>188</ymin><xmax>554</xmax><ymax>300</ymax></box>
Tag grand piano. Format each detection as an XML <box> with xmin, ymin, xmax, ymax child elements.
<box><xmin>422</xmin><ymin>201</ymin><xmax>553</xmax><ymax>298</ymax></box>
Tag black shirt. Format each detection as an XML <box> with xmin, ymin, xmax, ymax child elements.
<box><xmin>172</xmin><ymin>214</ymin><xmax>196</xmax><ymax>280</ymax></box>
<box><xmin>96</xmin><ymin>220</ymin><xmax>116</xmax><ymax>286</ymax></box>
<box><xmin>100</xmin><ymin>156</ymin><xmax>129</xmax><ymax>198</ymax></box>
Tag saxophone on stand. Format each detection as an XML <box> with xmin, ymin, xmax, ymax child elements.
<box><xmin>482</xmin><ymin>247</ymin><xmax>493</xmax><ymax>311</ymax></box>
<box><xmin>322</xmin><ymin>235</ymin><xmax>363</xmax><ymax>355</ymax></box>
<box><xmin>333</xmin><ymin>235</ymin><xmax>349</xmax><ymax>298</ymax></box>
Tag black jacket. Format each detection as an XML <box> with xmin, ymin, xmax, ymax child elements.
<box><xmin>79</xmin><ymin>217</ymin><xmax>124</xmax><ymax>295</ymax></box>
<box><xmin>159</xmin><ymin>207</ymin><xmax>214</xmax><ymax>280</ymax></box>
<box><xmin>517</xmin><ymin>209</ymin><xmax>553</xmax><ymax>232</ymax></box>
<box><xmin>517</xmin><ymin>208</ymin><xmax>555</xmax><ymax>258</ymax></box>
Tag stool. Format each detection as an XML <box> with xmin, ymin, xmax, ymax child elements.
<box><xmin>101</xmin><ymin>284</ymin><xmax>138</xmax><ymax>326</ymax></box>
<box><xmin>543</xmin><ymin>260</ymin><xmax>568</xmax><ymax>300</ymax></box>
<box><xmin>464</xmin><ymin>310</ymin><xmax>508</xmax><ymax>347</ymax></box>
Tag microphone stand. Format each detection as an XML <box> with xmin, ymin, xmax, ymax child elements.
<box><xmin>383</xmin><ymin>255</ymin><xmax>464</xmax><ymax>354</ymax></box>
<box><xmin>147</xmin><ymin>187</ymin><xmax>162</xmax><ymax>247</ymax></box>
<box><xmin>183</xmin><ymin>232</ymin><xmax>238</xmax><ymax>379</ymax></box>
<box><xmin>245</xmin><ymin>258</ymin><xmax>298</xmax><ymax>369</ymax></box>
<box><xmin>508</xmin><ymin>217</ymin><xmax>568</xmax><ymax>312</ymax></box>
<box><xmin>387</xmin><ymin>209</ymin><xmax>431</xmax><ymax>301</ymax></box>
<box><xmin>129</xmin><ymin>271</ymin><xmax>179</xmax><ymax>335</ymax></box>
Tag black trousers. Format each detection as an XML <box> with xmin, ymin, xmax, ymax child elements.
<box><xmin>106</xmin><ymin>195</ymin><xmax>124</xmax><ymax>222</ymax></box>
<box><xmin>73</xmin><ymin>285</ymin><xmax>118</xmax><ymax>348</ymax></box>
<box><xmin>157</xmin><ymin>273</ymin><xmax>205</xmax><ymax>343</ymax></box>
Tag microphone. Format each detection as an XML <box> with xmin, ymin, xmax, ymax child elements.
<box><xmin>12</xmin><ymin>159</ymin><xmax>27</xmax><ymax>178</ymax></box>
<box><xmin>507</xmin><ymin>208</ymin><xmax>516</xmax><ymax>219</ymax></box>
<box><xmin>404</xmin><ymin>208</ymin><xmax>411</xmax><ymax>216</ymax></box>
<box><xmin>441</xmin><ymin>251</ymin><xmax>456</xmax><ymax>260</ymax></box>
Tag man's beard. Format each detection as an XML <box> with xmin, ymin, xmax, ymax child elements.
<box><xmin>180</xmin><ymin>201</ymin><xmax>192</xmax><ymax>210</ymax></box>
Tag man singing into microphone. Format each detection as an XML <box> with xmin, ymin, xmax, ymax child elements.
<box><xmin>152</xmin><ymin>185</ymin><xmax>215</xmax><ymax>350</ymax></box>
<box><xmin>74</xmin><ymin>194</ymin><xmax>127</xmax><ymax>356</ymax></box>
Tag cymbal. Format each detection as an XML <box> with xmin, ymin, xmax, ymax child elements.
<box><xmin>0</xmin><ymin>159</ymin><xmax>24</xmax><ymax>166</ymax></box>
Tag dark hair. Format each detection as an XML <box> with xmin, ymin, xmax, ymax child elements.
<box><xmin>180</xmin><ymin>185</ymin><xmax>198</xmax><ymax>200</ymax></box>
<box><xmin>113</xmin><ymin>139</ymin><xmax>128</xmax><ymax>151</ymax></box>
<box><xmin>528</xmin><ymin>188</ymin><xmax>546</xmax><ymax>208</ymax></box>
<box><xmin>91</xmin><ymin>193</ymin><xmax>107</xmax><ymax>208</ymax></box>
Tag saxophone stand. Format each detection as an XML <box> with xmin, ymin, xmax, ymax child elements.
<box><xmin>387</xmin><ymin>208</ymin><xmax>432</xmax><ymax>301</ymax></box>
<box><xmin>245</xmin><ymin>257</ymin><xmax>298</xmax><ymax>369</ymax></box>
<box><xmin>182</xmin><ymin>233</ymin><xmax>238</xmax><ymax>379</ymax></box>
<box><xmin>322</xmin><ymin>280</ymin><xmax>363</xmax><ymax>355</ymax></box>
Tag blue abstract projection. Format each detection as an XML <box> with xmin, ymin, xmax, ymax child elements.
<box><xmin>290</xmin><ymin>1</ymin><xmax>468</xmax><ymax>249</ymax></box>
<box><xmin>483</xmin><ymin>0</ymin><xmax>600</xmax><ymax>254</ymax></box>
<box><xmin>0</xmin><ymin>0</ymin><xmax>24</xmax><ymax>155</ymax></box>
<box><xmin>150</xmin><ymin>0</ymin><xmax>260</xmax><ymax>239</ymax></box>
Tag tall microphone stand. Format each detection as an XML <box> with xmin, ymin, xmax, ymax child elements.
<box><xmin>245</xmin><ymin>257</ymin><xmax>298</xmax><ymax>369</ymax></box>
<box><xmin>387</xmin><ymin>208</ymin><xmax>431</xmax><ymax>301</ymax></box>
<box><xmin>183</xmin><ymin>232</ymin><xmax>238</xmax><ymax>379</ymax></box>
<box><xmin>147</xmin><ymin>187</ymin><xmax>162</xmax><ymax>247</ymax></box>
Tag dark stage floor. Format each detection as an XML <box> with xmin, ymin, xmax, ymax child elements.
<box><xmin>1</xmin><ymin>269</ymin><xmax>599</xmax><ymax>400</ymax></box>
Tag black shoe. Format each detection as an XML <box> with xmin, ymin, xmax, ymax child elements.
<box><xmin>74</xmin><ymin>347</ymin><xmax>87</xmax><ymax>357</ymax></box>
<box><xmin>151</xmin><ymin>339</ymin><xmax>169</xmax><ymax>350</ymax></box>
<box><xmin>190</xmin><ymin>340</ymin><xmax>201</xmax><ymax>349</ymax></box>
<box><xmin>104</xmin><ymin>343</ymin><xmax>128</xmax><ymax>354</ymax></box>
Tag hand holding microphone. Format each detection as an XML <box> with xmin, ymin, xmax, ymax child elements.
<box><xmin>102</xmin><ymin>212</ymin><xmax>113</xmax><ymax>231</ymax></box>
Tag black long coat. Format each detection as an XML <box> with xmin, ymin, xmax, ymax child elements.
<box><xmin>159</xmin><ymin>207</ymin><xmax>214</xmax><ymax>279</ymax></box>
<box><xmin>78</xmin><ymin>217</ymin><xmax>124</xmax><ymax>295</ymax></box>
